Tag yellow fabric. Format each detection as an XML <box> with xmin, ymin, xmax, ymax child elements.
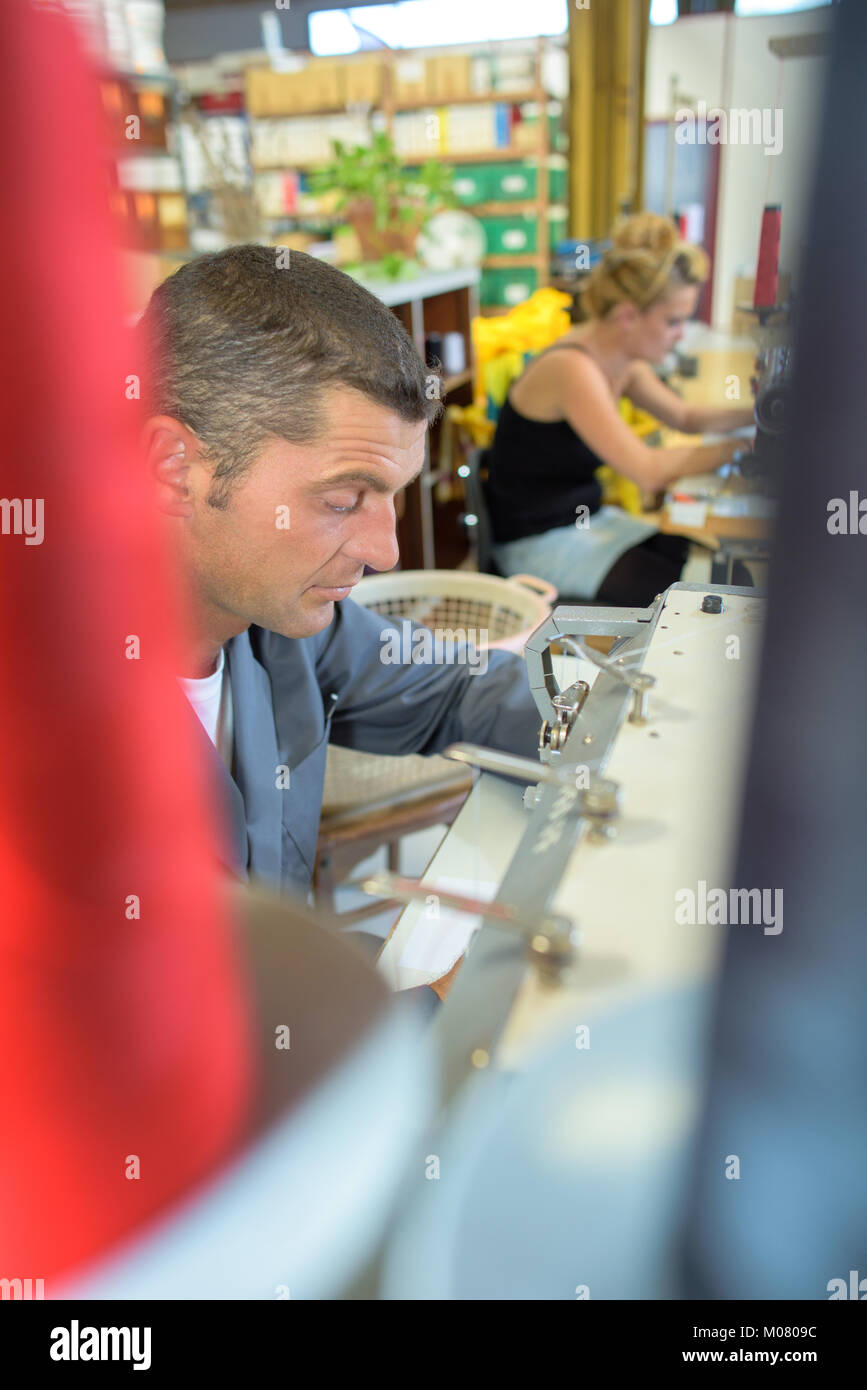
<box><xmin>445</xmin><ymin>402</ymin><xmax>495</xmax><ymax>450</ymax></box>
<box><xmin>471</xmin><ymin>288</ymin><xmax>573</xmax><ymax>408</ymax></box>
<box><xmin>484</xmin><ymin>352</ymin><xmax>526</xmax><ymax>411</ymax></box>
<box><xmin>597</xmin><ymin>399</ymin><xmax>663</xmax><ymax>515</ymax></box>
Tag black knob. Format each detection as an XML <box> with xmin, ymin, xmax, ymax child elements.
<box><xmin>701</xmin><ymin>594</ymin><xmax>723</xmax><ymax>613</ymax></box>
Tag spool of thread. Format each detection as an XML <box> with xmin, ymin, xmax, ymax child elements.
<box><xmin>754</xmin><ymin>204</ymin><xmax>782</xmax><ymax>309</ymax></box>
<box><xmin>424</xmin><ymin>331</ymin><xmax>443</xmax><ymax>368</ymax></box>
<box><xmin>442</xmin><ymin>332</ymin><xmax>467</xmax><ymax>375</ymax></box>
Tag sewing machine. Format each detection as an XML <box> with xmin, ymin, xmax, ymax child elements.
<box><xmin>741</xmin><ymin>340</ymin><xmax>792</xmax><ymax>486</ymax></box>
<box><xmin>366</xmin><ymin>581</ymin><xmax>766</xmax><ymax>1296</ymax></box>
<box><xmin>373</xmin><ymin>580</ymin><xmax>762</xmax><ymax>1088</ymax></box>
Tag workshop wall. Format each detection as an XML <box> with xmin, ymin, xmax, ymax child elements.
<box><xmin>646</xmin><ymin>7</ymin><xmax>831</xmax><ymax>330</ymax></box>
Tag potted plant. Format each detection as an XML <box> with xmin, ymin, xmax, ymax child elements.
<box><xmin>310</xmin><ymin>131</ymin><xmax>457</xmax><ymax>278</ymax></box>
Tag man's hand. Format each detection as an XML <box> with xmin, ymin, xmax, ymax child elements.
<box><xmin>429</xmin><ymin>954</ymin><xmax>464</xmax><ymax>1002</ymax></box>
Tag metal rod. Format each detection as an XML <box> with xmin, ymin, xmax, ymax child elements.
<box><xmin>360</xmin><ymin>871</ymin><xmax>575</xmax><ymax>944</ymax></box>
<box><xmin>442</xmin><ymin>741</ymin><xmax>576</xmax><ymax>786</ymax></box>
<box><xmin>361</xmin><ymin>870</ymin><xmax>518</xmax><ymax>923</ymax></box>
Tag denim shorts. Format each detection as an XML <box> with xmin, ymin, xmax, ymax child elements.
<box><xmin>492</xmin><ymin>506</ymin><xmax>658</xmax><ymax>600</ymax></box>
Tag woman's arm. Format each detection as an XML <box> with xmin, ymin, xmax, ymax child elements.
<box><xmin>624</xmin><ymin>360</ymin><xmax>755</xmax><ymax>435</ymax></box>
<box><xmin>557</xmin><ymin>353</ymin><xmax>743</xmax><ymax>493</ymax></box>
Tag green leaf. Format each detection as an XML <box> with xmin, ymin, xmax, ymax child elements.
<box><xmin>381</xmin><ymin>252</ymin><xmax>405</xmax><ymax>279</ymax></box>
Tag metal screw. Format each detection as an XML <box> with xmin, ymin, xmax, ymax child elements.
<box><xmin>583</xmin><ymin>778</ymin><xmax>621</xmax><ymax>842</ymax></box>
<box><xmin>529</xmin><ymin>924</ymin><xmax>579</xmax><ymax>983</ymax></box>
<box><xmin>628</xmin><ymin>673</ymin><xmax>655</xmax><ymax>724</ymax></box>
<box><xmin>583</xmin><ymin>778</ymin><xmax>620</xmax><ymax>816</ymax></box>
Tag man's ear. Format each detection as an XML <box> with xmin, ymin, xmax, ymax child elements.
<box><xmin>144</xmin><ymin>417</ymin><xmax>197</xmax><ymax>518</ymax></box>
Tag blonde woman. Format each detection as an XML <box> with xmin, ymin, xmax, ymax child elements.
<box><xmin>486</xmin><ymin>213</ymin><xmax>755</xmax><ymax>604</ymax></box>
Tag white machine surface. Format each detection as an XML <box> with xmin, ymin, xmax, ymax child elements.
<box><xmin>375</xmin><ymin>582</ymin><xmax>767</xmax><ymax>1299</ymax></box>
<box><xmin>378</xmin><ymin>582</ymin><xmax>765</xmax><ymax>1074</ymax></box>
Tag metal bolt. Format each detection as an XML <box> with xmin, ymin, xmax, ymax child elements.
<box><xmin>529</xmin><ymin>925</ymin><xmax>578</xmax><ymax>983</ymax></box>
<box><xmin>583</xmin><ymin>778</ymin><xmax>621</xmax><ymax>843</ymax></box>
<box><xmin>628</xmin><ymin>673</ymin><xmax>655</xmax><ymax>724</ymax></box>
<box><xmin>583</xmin><ymin>778</ymin><xmax>620</xmax><ymax>817</ymax></box>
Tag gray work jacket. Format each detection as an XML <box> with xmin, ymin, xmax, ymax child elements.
<box><xmin>197</xmin><ymin>597</ymin><xmax>540</xmax><ymax>897</ymax></box>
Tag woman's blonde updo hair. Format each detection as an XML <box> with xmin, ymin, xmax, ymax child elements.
<box><xmin>582</xmin><ymin>212</ymin><xmax>709</xmax><ymax>319</ymax></box>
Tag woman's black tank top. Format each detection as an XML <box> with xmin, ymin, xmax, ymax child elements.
<box><xmin>485</xmin><ymin>342</ymin><xmax>605</xmax><ymax>545</ymax></box>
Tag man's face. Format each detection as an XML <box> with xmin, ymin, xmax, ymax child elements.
<box><xmin>173</xmin><ymin>385</ymin><xmax>426</xmax><ymax>639</ymax></box>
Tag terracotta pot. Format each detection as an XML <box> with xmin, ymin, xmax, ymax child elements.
<box><xmin>345</xmin><ymin>196</ymin><xmax>428</xmax><ymax>262</ymax></box>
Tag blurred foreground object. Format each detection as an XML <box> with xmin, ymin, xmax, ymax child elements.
<box><xmin>0</xmin><ymin>0</ymin><xmax>434</xmax><ymax>1298</ymax></box>
<box><xmin>0</xmin><ymin>0</ymin><xmax>252</xmax><ymax>1282</ymax></box>
<box><xmin>681</xmin><ymin>0</ymin><xmax>867</xmax><ymax>1300</ymax></box>
<box><xmin>59</xmin><ymin>886</ymin><xmax>434</xmax><ymax>1300</ymax></box>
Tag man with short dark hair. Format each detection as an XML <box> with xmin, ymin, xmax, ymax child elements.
<box><xmin>140</xmin><ymin>245</ymin><xmax>540</xmax><ymax>906</ymax></box>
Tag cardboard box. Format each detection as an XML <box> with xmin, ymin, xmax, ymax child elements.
<box><xmin>344</xmin><ymin>57</ymin><xmax>383</xmax><ymax>106</ymax></box>
<box><xmin>245</xmin><ymin>68</ymin><xmax>271</xmax><ymax>117</ymax></box>
<box><xmin>427</xmin><ymin>54</ymin><xmax>472</xmax><ymax>102</ymax></box>
<box><xmin>308</xmin><ymin>60</ymin><xmax>344</xmax><ymax>110</ymax></box>
<box><xmin>392</xmin><ymin>56</ymin><xmax>428</xmax><ymax>105</ymax></box>
<box><xmin>268</xmin><ymin>69</ymin><xmax>315</xmax><ymax>114</ymax></box>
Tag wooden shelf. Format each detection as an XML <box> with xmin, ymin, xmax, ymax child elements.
<box><xmin>443</xmin><ymin>368</ymin><xmax>472</xmax><ymax>393</ymax></box>
<box><xmin>252</xmin><ymin>160</ymin><xmax>326</xmax><ymax>172</ymax></box>
<box><xmin>483</xmin><ymin>253</ymin><xmax>545</xmax><ymax>268</ymax></box>
<box><xmin>246</xmin><ymin>90</ymin><xmax>552</xmax><ymax>120</ymax></box>
<box><xmin>253</xmin><ymin>146</ymin><xmax>539</xmax><ymax>174</ymax></box>
<box><xmin>440</xmin><ymin>148</ymin><xmax>532</xmax><ymax>163</ymax></box>
<box><xmin>257</xmin><ymin>102</ymin><xmax>370</xmax><ymax>118</ymax></box>
<box><xmin>392</xmin><ymin>88</ymin><xmax>547</xmax><ymax>112</ymax></box>
<box><xmin>471</xmin><ymin>200</ymin><xmax>543</xmax><ymax>216</ymax></box>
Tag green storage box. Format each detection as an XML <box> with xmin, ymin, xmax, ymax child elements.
<box><xmin>480</xmin><ymin>269</ymin><xmax>502</xmax><ymax>306</ymax></box>
<box><xmin>480</xmin><ymin>214</ymin><xmax>538</xmax><ymax>255</ymax></box>
<box><xmin>490</xmin><ymin>161</ymin><xmax>538</xmax><ymax>201</ymax></box>
<box><xmin>499</xmin><ymin>267</ymin><xmax>538</xmax><ymax>305</ymax></box>
<box><xmin>481</xmin><ymin>266</ymin><xmax>539</xmax><ymax>307</ymax></box>
<box><xmin>547</xmin><ymin>163</ymin><xmax>568</xmax><ymax>202</ymax></box>
<box><xmin>547</xmin><ymin>207</ymin><xmax>568</xmax><ymax>250</ymax></box>
<box><xmin>451</xmin><ymin>165</ymin><xmax>493</xmax><ymax>204</ymax></box>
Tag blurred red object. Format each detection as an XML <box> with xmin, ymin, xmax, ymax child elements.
<box><xmin>0</xmin><ymin>1</ymin><xmax>254</xmax><ymax>1283</ymax></box>
<box><xmin>754</xmin><ymin>204</ymin><xmax>782</xmax><ymax>310</ymax></box>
